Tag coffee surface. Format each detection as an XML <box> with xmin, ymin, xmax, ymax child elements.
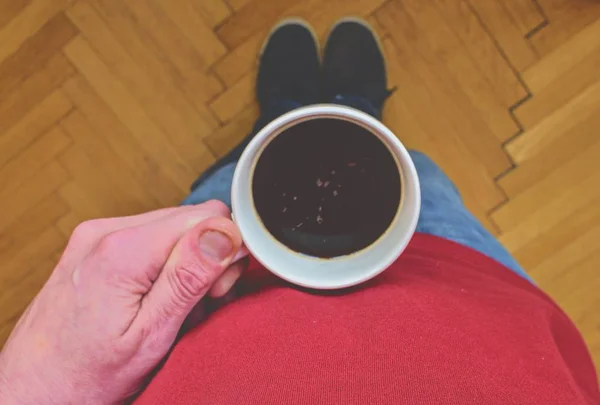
<box><xmin>252</xmin><ymin>118</ymin><xmax>401</xmax><ymax>258</ymax></box>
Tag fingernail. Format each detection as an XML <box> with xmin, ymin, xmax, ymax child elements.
<box><xmin>199</xmin><ymin>231</ymin><xmax>233</xmax><ymax>263</ymax></box>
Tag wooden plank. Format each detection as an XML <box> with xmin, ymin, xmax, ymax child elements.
<box><xmin>0</xmin><ymin>90</ymin><xmax>72</xmax><ymax>168</ymax></box>
<box><xmin>523</xmin><ymin>17</ymin><xmax>600</xmax><ymax>93</ymax></box>
<box><xmin>61</xmin><ymin>76</ymin><xmax>185</xmax><ymax>207</ymax></box>
<box><xmin>153</xmin><ymin>0</ymin><xmax>227</xmax><ymax>65</ymax></box>
<box><xmin>0</xmin><ymin>162</ymin><xmax>69</xmax><ymax>232</ymax></box>
<box><xmin>225</xmin><ymin>0</ymin><xmax>252</xmax><ymax>12</ymax></box>
<box><xmin>0</xmin><ymin>250</ymin><xmax>62</xmax><ymax>345</ymax></box>
<box><xmin>379</xmin><ymin>36</ymin><xmax>505</xmax><ymax>215</ymax></box>
<box><xmin>213</xmin><ymin>30</ymin><xmax>262</xmax><ymax>87</ymax></box>
<box><xmin>66</xmin><ymin>3</ymin><xmax>217</xmax><ymax>173</ymax></box>
<box><xmin>60</xmin><ymin>110</ymin><xmax>161</xmax><ymax>213</ymax></box>
<box><xmin>494</xmin><ymin>137</ymin><xmax>600</xmax><ymax>232</ymax></box>
<box><xmin>0</xmin><ymin>53</ymin><xmax>75</xmax><ymax>135</ymax></box>
<box><xmin>0</xmin><ymin>228</ymin><xmax>64</xmax><ymax>290</ymax></box>
<box><xmin>516</xmin><ymin>50</ymin><xmax>600</xmax><ymax>130</ymax></box>
<box><xmin>87</xmin><ymin>0</ymin><xmax>223</xmax><ymax>111</ymax></box>
<box><xmin>506</xmin><ymin>78</ymin><xmax>600</xmax><ymax>163</ymax></box>
<box><xmin>216</xmin><ymin>0</ymin><xmax>303</xmax><ymax>49</ymax></box>
<box><xmin>50</xmin><ymin>252</ymin><xmax>63</xmax><ymax>266</ymax></box>
<box><xmin>399</xmin><ymin>0</ymin><xmax>520</xmax><ymax>143</ymax></box>
<box><xmin>0</xmin><ymin>0</ymin><xmax>74</xmax><ymax>63</ymax></box>
<box><xmin>468</xmin><ymin>0</ymin><xmax>538</xmax><ymax>71</ymax></box>
<box><xmin>376</xmin><ymin>1</ymin><xmax>513</xmax><ymax>178</ymax></box>
<box><xmin>55</xmin><ymin>211</ymin><xmax>85</xmax><ymax>240</ymax></box>
<box><xmin>0</xmin><ymin>127</ymin><xmax>72</xmax><ymax>194</ymax></box>
<box><xmin>383</xmin><ymin>77</ymin><xmax>501</xmax><ymax>235</ymax></box>
<box><xmin>0</xmin><ymin>195</ymin><xmax>68</xmax><ymax>264</ymax></box>
<box><xmin>498</xmin><ymin>110</ymin><xmax>600</xmax><ymax>198</ymax></box>
<box><xmin>0</xmin><ymin>0</ymin><xmax>29</xmax><ymax>30</ymax></box>
<box><xmin>0</xmin><ymin>247</ymin><xmax>61</xmax><ymax>305</ymax></box>
<box><xmin>58</xmin><ymin>179</ymin><xmax>120</xmax><ymax>220</ymax></box>
<box><xmin>480</xmin><ymin>214</ymin><xmax>501</xmax><ymax>237</ymax></box>
<box><xmin>205</xmin><ymin>104</ymin><xmax>259</xmax><ymax>158</ymax></box>
<box><xmin>530</xmin><ymin>221</ymin><xmax>600</xmax><ymax>289</ymax></box>
<box><xmin>0</xmin><ymin>13</ymin><xmax>77</xmax><ymax>98</ymax></box>
<box><xmin>501</xmin><ymin>0</ymin><xmax>546</xmax><ymax>36</ymax></box>
<box><xmin>567</xmin><ymin>308</ymin><xmax>600</xmax><ymax>361</ymax></box>
<box><xmin>516</xmin><ymin>17</ymin><xmax>600</xmax><ymax>130</ymax></box>
<box><xmin>365</xmin><ymin>14</ymin><xmax>388</xmax><ymax>39</ymax></box>
<box><xmin>536</xmin><ymin>0</ymin><xmax>569</xmax><ymax>11</ymax></box>
<box><xmin>188</xmin><ymin>0</ymin><xmax>231</xmax><ymax>27</ymax></box>
<box><xmin>67</xmin><ymin>1</ymin><xmax>219</xmax><ymax>135</ymax></box>
<box><xmin>542</xmin><ymin>246</ymin><xmax>600</xmax><ymax>309</ymax></box>
<box><xmin>530</xmin><ymin>0</ymin><xmax>600</xmax><ymax>57</ymax></box>
<box><xmin>58</xmin><ymin>144</ymin><xmax>150</xmax><ymax>219</ymax></box>
<box><xmin>434</xmin><ymin>0</ymin><xmax>528</xmax><ymax>108</ymax></box>
<box><xmin>502</xmin><ymin>193</ymin><xmax>600</xmax><ymax>272</ymax></box>
<box><xmin>504</xmin><ymin>192</ymin><xmax>600</xmax><ymax>270</ymax></box>
<box><xmin>382</xmin><ymin>74</ymin><xmax>434</xmax><ymax>154</ymax></box>
<box><xmin>497</xmin><ymin>165</ymin><xmax>600</xmax><ymax>264</ymax></box>
<box><xmin>62</xmin><ymin>37</ymin><xmax>198</xmax><ymax>193</ymax></box>
<box><xmin>209</xmin><ymin>73</ymin><xmax>255</xmax><ymax>123</ymax></box>
<box><xmin>122</xmin><ymin>0</ymin><xmax>225</xmax><ymax>71</ymax></box>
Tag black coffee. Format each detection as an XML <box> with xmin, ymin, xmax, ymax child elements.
<box><xmin>252</xmin><ymin>118</ymin><xmax>401</xmax><ymax>258</ymax></box>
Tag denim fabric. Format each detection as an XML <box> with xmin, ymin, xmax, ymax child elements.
<box><xmin>409</xmin><ymin>151</ymin><xmax>531</xmax><ymax>282</ymax></box>
<box><xmin>182</xmin><ymin>162</ymin><xmax>237</xmax><ymax>208</ymax></box>
<box><xmin>183</xmin><ymin>96</ymin><xmax>532</xmax><ymax>283</ymax></box>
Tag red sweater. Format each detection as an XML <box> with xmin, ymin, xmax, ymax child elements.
<box><xmin>135</xmin><ymin>233</ymin><xmax>599</xmax><ymax>404</ymax></box>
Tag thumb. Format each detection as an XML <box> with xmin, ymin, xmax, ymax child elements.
<box><xmin>133</xmin><ymin>216</ymin><xmax>242</xmax><ymax>335</ymax></box>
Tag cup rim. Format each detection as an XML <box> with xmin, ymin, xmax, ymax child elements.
<box><xmin>231</xmin><ymin>104</ymin><xmax>421</xmax><ymax>289</ymax></box>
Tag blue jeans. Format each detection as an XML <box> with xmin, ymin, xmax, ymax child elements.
<box><xmin>183</xmin><ymin>97</ymin><xmax>531</xmax><ymax>283</ymax></box>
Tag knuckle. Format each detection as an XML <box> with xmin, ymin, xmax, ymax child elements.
<box><xmin>169</xmin><ymin>262</ymin><xmax>213</xmax><ymax>305</ymax></box>
<box><xmin>94</xmin><ymin>229</ymin><xmax>130</xmax><ymax>257</ymax></box>
<box><xmin>70</xmin><ymin>219</ymin><xmax>104</xmax><ymax>242</ymax></box>
<box><xmin>204</xmin><ymin>199</ymin><xmax>231</xmax><ymax>216</ymax></box>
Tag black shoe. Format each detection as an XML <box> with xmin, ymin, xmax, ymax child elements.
<box><xmin>190</xmin><ymin>20</ymin><xmax>320</xmax><ymax>194</ymax></box>
<box><xmin>322</xmin><ymin>18</ymin><xmax>391</xmax><ymax>118</ymax></box>
<box><xmin>257</xmin><ymin>19</ymin><xmax>320</xmax><ymax>109</ymax></box>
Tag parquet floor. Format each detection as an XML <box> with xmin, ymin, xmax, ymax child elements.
<box><xmin>1</xmin><ymin>0</ymin><xmax>599</xmax><ymax>370</ymax></box>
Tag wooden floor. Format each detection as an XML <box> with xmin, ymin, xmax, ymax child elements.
<box><xmin>1</xmin><ymin>0</ymin><xmax>599</xmax><ymax>369</ymax></box>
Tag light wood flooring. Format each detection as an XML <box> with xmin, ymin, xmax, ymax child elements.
<box><xmin>1</xmin><ymin>0</ymin><xmax>599</xmax><ymax>371</ymax></box>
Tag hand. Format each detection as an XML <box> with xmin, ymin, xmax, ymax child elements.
<box><xmin>0</xmin><ymin>201</ymin><xmax>248</xmax><ymax>405</ymax></box>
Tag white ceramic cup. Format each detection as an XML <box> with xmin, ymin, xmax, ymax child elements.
<box><xmin>231</xmin><ymin>104</ymin><xmax>420</xmax><ymax>289</ymax></box>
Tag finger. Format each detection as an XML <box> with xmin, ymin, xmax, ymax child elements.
<box><xmin>131</xmin><ymin>217</ymin><xmax>242</xmax><ymax>334</ymax></box>
<box><xmin>78</xmin><ymin>201</ymin><xmax>242</xmax><ymax>285</ymax></box>
<box><xmin>63</xmin><ymin>201</ymin><xmax>231</xmax><ymax>264</ymax></box>
<box><xmin>208</xmin><ymin>260</ymin><xmax>246</xmax><ymax>298</ymax></box>
<box><xmin>232</xmin><ymin>245</ymin><xmax>250</xmax><ymax>263</ymax></box>
<box><xmin>101</xmin><ymin>201</ymin><xmax>230</xmax><ymax>232</ymax></box>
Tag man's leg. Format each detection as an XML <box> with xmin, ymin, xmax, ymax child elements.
<box><xmin>323</xmin><ymin>19</ymin><xmax>532</xmax><ymax>282</ymax></box>
<box><xmin>408</xmin><ymin>152</ymin><xmax>532</xmax><ymax>281</ymax></box>
<box><xmin>182</xmin><ymin>20</ymin><xmax>320</xmax><ymax>207</ymax></box>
